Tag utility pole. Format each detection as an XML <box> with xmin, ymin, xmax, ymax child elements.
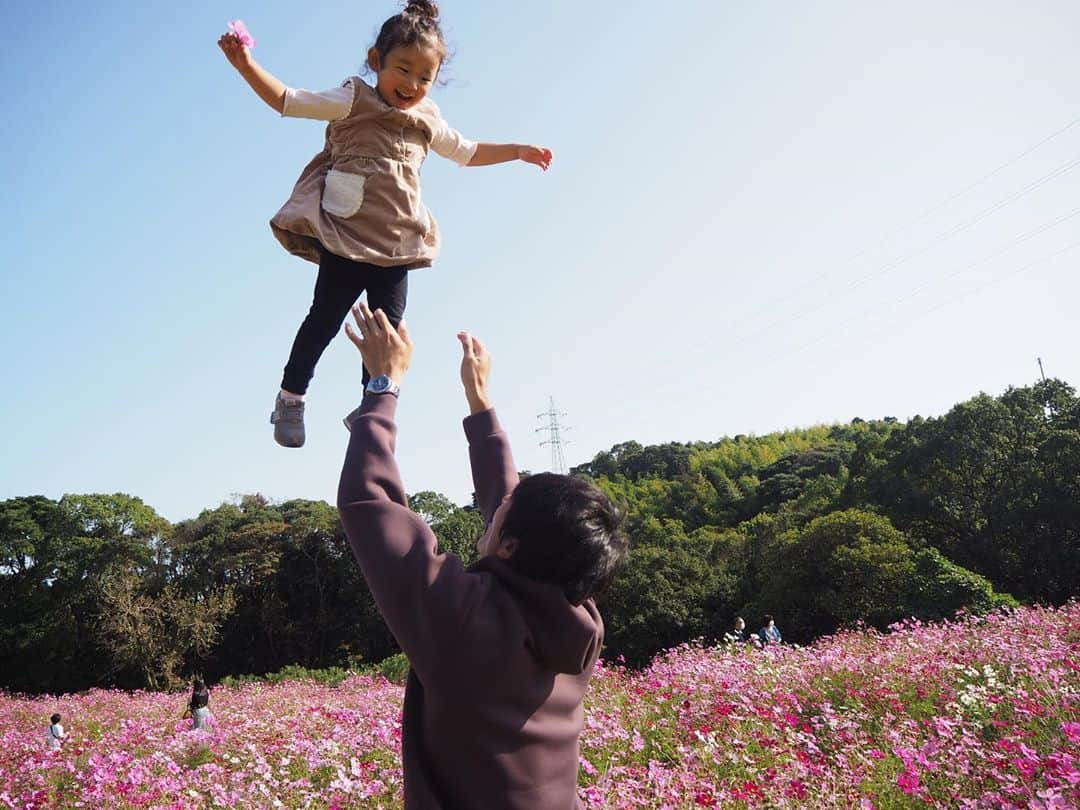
<box><xmin>536</xmin><ymin>397</ymin><xmax>570</xmax><ymax>475</ymax></box>
<box><xmin>1037</xmin><ymin>357</ymin><xmax>1057</xmax><ymax>420</ymax></box>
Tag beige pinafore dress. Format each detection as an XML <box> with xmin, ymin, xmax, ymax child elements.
<box><xmin>270</xmin><ymin>77</ymin><xmax>447</xmax><ymax>269</ymax></box>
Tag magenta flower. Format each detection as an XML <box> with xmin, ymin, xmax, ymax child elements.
<box><xmin>227</xmin><ymin>20</ymin><xmax>256</xmax><ymax>48</ymax></box>
<box><xmin>896</xmin><ymin>770</ymin><xmax>921</xmax><ymax>794</ymax></box>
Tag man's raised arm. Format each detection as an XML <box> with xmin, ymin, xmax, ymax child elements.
<box><xmin>457</xmin><ymin>332</ymin><xmax>519</xmax><ymax>525</ymax></box>
<box><xmin>336</xmin><ymin>303</ymin><xmax>479</xmax><ymax>679</ymax></box>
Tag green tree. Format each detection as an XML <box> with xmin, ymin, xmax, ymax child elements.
<box><xmin>432</xmin><ymin>507</ymin><xmax>484</xmax><ymax>566</ymax></box>
<box><xmin>600</xmin><ymin>519</ymin><xmax>729</xmax><ymax>666</ymax></box>
<box><xmin>748</xmin><ymin>509</ymin><xmax>1012</xmax><ymax>642</ymax></box>
<box><xmin>871</xmin><ymin>381</ymin><xmax>1080</xmax><ymax>602</ymax></box>
<box><xmin>96</xmin><ymin>567</ymin><xmax>235</xmax><ymax>689</ymax></box>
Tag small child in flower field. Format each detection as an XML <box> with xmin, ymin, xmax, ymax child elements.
<box><xmin>217</xmin><ymin>3</ymin><xmax>552</xmax><ymax>448</ymax></box>
<box><xmin>181</xmin><ymin>678</ymin><xmax>211</xmax><ymax>730</ymax></box>
<box><xmin>45</xmin><ymin>713</ymin><xmax>65</xmax><ymax>751</ymax></box>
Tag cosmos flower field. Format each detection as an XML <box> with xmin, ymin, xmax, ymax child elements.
<box><xmin>2</xmin><ymin>602</ymin><xmax>1077</xmax><ymax>809</ymax></box>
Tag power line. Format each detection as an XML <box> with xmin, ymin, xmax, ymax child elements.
<box><xmin>736</xmin><ymin>113</ymin><xmax>1080</xmax><ymax>327</ymax></box>
<box><xmin>759</xmin><ymin>238</ymin><xmax>1080</xmax><ymax>367</ymax></box>
<box><xmin>759</xmin><ymin>204</ymin><xmax>1080</xmax><ymax>357</ymax></box>
<box><xmin>738</xmin><ymin>151</ymin><xmax>1080</xmax><ymax>345</ymax></box>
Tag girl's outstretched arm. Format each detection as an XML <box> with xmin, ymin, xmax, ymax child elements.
<box><xmin>217</xmin><ymin>32</ymin><xmax>287</xmax><ymax>114</ymax></box>
<box><xmin>468</xmin><ymin>144</ymin><xmax>552</xmax><ymax>170</ymax></box>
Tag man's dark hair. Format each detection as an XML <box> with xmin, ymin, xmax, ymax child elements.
<box><xmin>500</xmin><ymin>473</ymin><xmax>627</xmax><ymax>604</ymax></box>
<box><xmin>50</xmin><ymin>713</ymin><xmax>61</xmax><ymax>724</ymax></box>
<box><xmin>763</xmin><ymin>614</ymin><xmax>774</xmax><ymax>624</ymax></box>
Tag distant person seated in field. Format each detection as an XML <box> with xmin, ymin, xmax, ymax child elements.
<box><xmin>337</xmin><ymin>302</ymin><xmax>628</xmax><ymax>810</ymax></box>
<box><xmin>184</xmin><ymin>678</ymin><xmax>211</xmax><ymax>730</ymax></box>
<box><xmin>725</xmin><ymin>616</ymin><xmax>749</xmax><ymax>644</ymax></box>
<box><xmin>758</xmin><ymin>615</ymin><xmax>782</xmax><ymax>646</ymax></box>
<box><xmin>45</xmin><ymin>713</ymin><xmax>65</xmax><ymax>751</ymax></box>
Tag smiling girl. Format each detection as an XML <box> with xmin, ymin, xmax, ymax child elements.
<box><xmin>218</xmin><ymin>1</ymin><xmax>552</xmax><ymax>447</ymax></box>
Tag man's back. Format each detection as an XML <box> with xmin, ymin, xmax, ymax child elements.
<box><xmin>404</xmin><ymin>555</ymin><xmax>602</xmax><ymax>808</ymax></box>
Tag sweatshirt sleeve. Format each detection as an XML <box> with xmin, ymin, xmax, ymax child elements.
<box><xmin>338</xmin><ymin>396</ymin><xmax>481</xmax><ymax>679</ymax></box>
<box><xmin>463</xmin><ymin>409</ymin><xmax>520</xmax><ymax>526</ymax></box>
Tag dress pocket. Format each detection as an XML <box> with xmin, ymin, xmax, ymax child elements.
<box><xmin>321</xmin><ymin>169</ymin><xmax>367</xmax><ymax>218</ymax></box>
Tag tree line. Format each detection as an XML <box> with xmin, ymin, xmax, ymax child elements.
<box><xmin>1</xmin><ymin>379</ymin><xmax>1076</xmax><ymax>692</ymax></box>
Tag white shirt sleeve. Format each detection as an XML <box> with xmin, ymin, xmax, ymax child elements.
<box><xmin>281</xmin><ymin>83</ymin><xmax>355</xmax><ymax>121</ymax></box>
<box><xmin>429</xmin><ymin>116</ymin><xmax>478</xmax><ymax>166</ymax></box>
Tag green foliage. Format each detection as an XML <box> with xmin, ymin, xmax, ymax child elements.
<box><xmin>95</xmin><ymin>568</ymin><xmax>236</xmax><ymax>690</ymax></box>
<box><xmin>220</xmin><ymin>664</ymin><xmax>352</xmax><ymax>688</ymax></box>
<box><xmin>587</xmin><ymin>379</ymin><xmax>1070</xmax><ymax>661</ymax></box>
<box><xmin>408</xmin><ymin>491</ymin><xmax>456</xmax><ymax>525</ymax></box>
<box><xmin>745</xmin><ymin>509</ymin><xmax>1009</xmax><ymax>641</ymax></box>
<box><xmin>364</xmin><ymin>652</ymin><xmax>411</xmax><ymax>685</ymax></box>
<box><xmin>218</xmin><ymin>653</ymin><xmax>411</xmax><ymax>688</ymax></box>
<box><xmin>601</xmin><ymin>520</ymin><xmax>735</xmax><ymax>666</ymax></box>
<box><xmin>430</xmin><ymin>506</ymin><xmax>484</xmax><ymax>566</ymax></box>
<box><xmin>867</xmin><ymin>380</ymin><xmax>1080</xmax><ymax>603</ymax></box>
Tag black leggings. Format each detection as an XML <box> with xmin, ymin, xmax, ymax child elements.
<box><xmin>281</xmin><ymin>250</ymin><xmax>409</xmax><ymax>395</ymax></box>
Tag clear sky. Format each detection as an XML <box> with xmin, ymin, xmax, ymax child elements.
<box><xmin>2</xmin><ymin>1</ymin><xmax>1078</xmax><ymax>522</ymax></box>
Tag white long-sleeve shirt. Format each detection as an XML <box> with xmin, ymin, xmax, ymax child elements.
<box><xmin>281</xmin><ymin>83</ymin><xmax>478</xmax><ymax>166</ymax></box>
<box><xmin>46</xmin><ymin>723</ymin><xmax>65</xmax><ymax>751</ymax></box>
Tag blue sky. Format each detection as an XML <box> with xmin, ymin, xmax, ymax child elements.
<box><xmin>2</xmin><ymin>1</ymin><xmax>1079</xmax><ymax>522</ymax></box>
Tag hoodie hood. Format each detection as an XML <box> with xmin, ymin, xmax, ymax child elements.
<box><xmin>469</xmin><ymin>556</ymin><xmax>603</xmax><ymax>675</ymax></box>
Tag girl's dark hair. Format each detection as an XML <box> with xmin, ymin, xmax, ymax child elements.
<box><xmin>371</xmin><ymin>1</ymin><xmax>448</xmax><ymax>67</ymax></box>
<box><xmin>50</xmin><ymin>713</ymin><xmax>61</xmax><ymax>724</ymax></box>
<box><xmin>190</xmin><ymin>678</ymin><xmax>210</xmax><ymax>710</ymax></box>
<box><xmin>500</xmin><ymin>473</ymin><xmax>628</xmax><ymax>605</ymax></box>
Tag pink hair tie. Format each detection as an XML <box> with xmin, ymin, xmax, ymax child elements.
<box><xmin>227</xmin><ymin>20</ymin><xmax>256</xmax><ymax>48</ymax></box>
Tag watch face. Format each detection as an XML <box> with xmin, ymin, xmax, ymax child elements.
<box><xmin>370</xmin><ymin>376</ymin><xmax>390</xmax><ymax>393</ymax></box>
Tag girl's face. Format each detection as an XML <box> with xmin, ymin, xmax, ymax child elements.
<box><xmin>368</xmin><ymin>42</ymin><xmax>442</xmax><ymax>110</ymax></box>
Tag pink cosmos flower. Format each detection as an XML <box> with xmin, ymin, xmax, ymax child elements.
<box><xmin>227</xmin><ymin>20</ymin><xmax>256</xmax><ymax>48</ymax></box>
<box><xmin>897</xmin><ymin>770</ymin><xmax>921</xmax><ymax>795</ymax></box>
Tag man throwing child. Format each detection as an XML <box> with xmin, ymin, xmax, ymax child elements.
<box><xmin>337</xmin><ymin>302</ymin><xmax>628</xmax><ymax>809</ymax></box>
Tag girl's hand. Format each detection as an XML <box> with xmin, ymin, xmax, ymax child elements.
<box><xmin>517</xmin><ymin>145</ymin><xmax>553</xmax><ymax>171</ymax></box>
<box><xmin>218</xmin><ymin>33</ymin><xmax>253</xmax><ymax>72</ymax></box>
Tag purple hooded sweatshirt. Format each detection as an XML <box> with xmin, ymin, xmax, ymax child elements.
<box><xmin>337</xmin><ymin>395</ymin><xmax>603</xmax><ymax>809</ymax></box>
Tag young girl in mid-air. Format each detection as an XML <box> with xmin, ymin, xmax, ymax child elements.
<box><xmin>218</xmin><ymin>2</ymin><xmax>552</xmax><ymax>447</ymax></box>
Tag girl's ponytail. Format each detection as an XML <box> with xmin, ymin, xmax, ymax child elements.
<box><xmin>403</xmin><ymin>0</ymin><xmax>439</xmax><ymax>21</ymax></box>
<box><xmin>370</xmin><ymin>0</ymin><xmax>448</xmax><ymax>68</ymax></box>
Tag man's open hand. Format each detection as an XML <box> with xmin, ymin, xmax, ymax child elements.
<box><xmin>345</xmin><ymin>301</ymin><xmax>413</xmax><ymax>386</ymax></box>
<box><xmin>458</xmin><ymin>331</ymin><xmax>492</xmax><ymax>415</ymax></box>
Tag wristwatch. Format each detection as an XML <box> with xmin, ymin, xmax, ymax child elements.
<box><xmin>365</xmin><ymin>375</ymin><xmax>400</xmax><ymax>397</ymax></box>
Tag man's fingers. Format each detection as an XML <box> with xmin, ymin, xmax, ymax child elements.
<box><xmin>358</xmin><ymin>301</ymin><xmax>382</xmax><ymax>336</ymax></box>
<box><xmin>471</xmin><ymin>335</ymin><xmax>487</xmax><ymax>358</ymax></box>
<box><xmin>372</xmin><ymin>308</ymin><xmax>393</xmax><ymax>337</ymax></box>
<box><xmin>397</xmin><ymin>319</ymin><xmax>412</xmax><ymax>346</ymax></box>
<box><xmin>458</xmin><ymin>331</ymin><xmax>476</xmax><ymax>359</ymax></box>
<box><xmin>358</xmin><ymin>301</ymin><xmax>377</xmax><ymax>331</ymax></box>
<box><xmin>351</xmin><ymin>303</ymin><xmax>370</xmax><ymax>336</ymax></box>
<box><xmin>344</xmin><ymin>321</ymin><xmax>364</xmax><ymax>350</ymax></box>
